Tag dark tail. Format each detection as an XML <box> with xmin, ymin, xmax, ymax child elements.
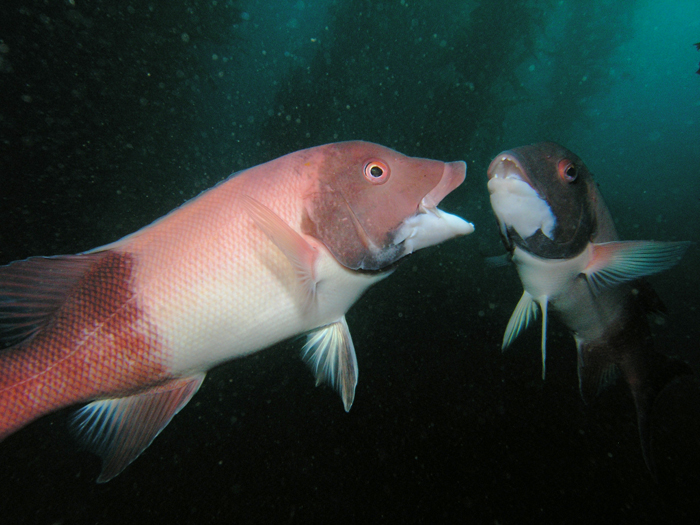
<box><xmin>577</xmin><ymin>316</ymin><xmax>693</xmax><ymax>477</ymax></box>
<box><xmin>629</xmin><ymin>351</ymin><xmax>693</xmax><ymax>477</ymax></box>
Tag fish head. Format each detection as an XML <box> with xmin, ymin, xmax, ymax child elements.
<box><xmin>302</xmin><ymin>141</ymin><xmax>474</xmax><ymax>270</ymax></box>
<box><xmin>487</xmin><ymin>142</ymin><xmax>597</xmax><ymax>259</ymax></box>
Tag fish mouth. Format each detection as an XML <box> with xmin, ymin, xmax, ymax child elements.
<box><xmin>487</xmin><ymin>151</ymin><xmax>557</xmax><ymax>243</ymax></box>
<box><xmin>392</xmin><ymin>160</ymin><xmax>474</xmax><ymax>255</ymax></box>
<box><xmin>486</xmin><ymin>153</ymin><xmax>531</xmax><ymax>185</ymax></box>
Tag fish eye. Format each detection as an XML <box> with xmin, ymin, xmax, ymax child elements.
<box><xmin>363</xmin><ymin>159</ymin><xmax>390</xmax><ymax>184</ymax></box>
<box><xmin>558</xmin><ymin>159</ymin><xmax>578</xmax><ymax>183</ymax></box>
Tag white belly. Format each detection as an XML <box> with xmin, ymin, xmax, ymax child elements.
<box><xmin>137</xmin><ymin>239</ymin><xmax>383</xmax><ymax>375</ymax></box>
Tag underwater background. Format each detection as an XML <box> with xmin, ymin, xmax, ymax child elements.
<box><xmin>1</xmin><ymin>0</ymin><xmax>699</xmax><ymax>523</ymax></box>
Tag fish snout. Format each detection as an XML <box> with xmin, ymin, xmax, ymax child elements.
<box><xmin>394</xmin><ymin>160</ymin><xmax>473</xmax><ymax>256</ymax></box>
<box><xmin>421</xmin><ymin>160</ymin><xmax>466</xmax><ymax>209</ymax></box>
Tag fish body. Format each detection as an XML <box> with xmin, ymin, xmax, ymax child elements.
<box><xmin>0</xmin><ymin>141</ymin><xmax>474</xmax><ymax>481</ymax></box>
<box><xmin>487</xmin><ymin>142</ymin><xmax>691</xmax><ymax>471</ymax></box>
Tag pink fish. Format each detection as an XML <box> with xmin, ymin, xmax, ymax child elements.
<box><xmin>0</xmin><ymin>141</ymin><xmax>473</xmax><ymax>481</ymax></box>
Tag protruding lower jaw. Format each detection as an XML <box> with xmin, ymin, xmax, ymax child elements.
<box><xmin>393</xmin><ymin>204</ymin><xmax>474</xmax><ymax>256</ymax></box>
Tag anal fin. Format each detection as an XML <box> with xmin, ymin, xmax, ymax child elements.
<box><xmin>576</xmin><ymin>339</ymin><xmax>620</xmax><ymax>405</ymax></box>
<box><xmin>72</xmin><ymin>373</ymin><xmax>205</xmax><ymax>483</ymax></box>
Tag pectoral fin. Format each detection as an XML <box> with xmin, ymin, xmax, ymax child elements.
<box><xmin>241</xmin><ymin>195</ymin><xmax>319</xmax><ymax>311</ymax></box>
<box><xmin>72</xmin><ymin>373</ymin><xmax>205</xmax><ymax>483</ymax></box>
<box><xmin>584</xmin><ymin>241</ymin><xmax>691</xmax><ymax>295</ymax></box>
<box><xmin>301</xmin><ymin>317</ymin><xmax>358</xmax><ymax>412</ymax></box>
<box><xmin>484</xmin><ymin>253</ymin><xmax>512</xmax><ymax>268</ymax></box>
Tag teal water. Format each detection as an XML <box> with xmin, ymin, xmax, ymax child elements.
<box><xmin>1</xmin><ymin>1</ymin><xmax>699</xmax><ymax>523</ymax></box>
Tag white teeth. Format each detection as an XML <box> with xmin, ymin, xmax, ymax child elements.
<box><xmin>491</xmin><ymin>171</ymin><xmax>521</xmax><ymax>180</ymax></box>
<box><xmin>490</xmin><ymin>159</ymin><xmax>523</xmax><ymax>181</ymax></box>
<box><xmin>420</xmin><ymin>195</ymin><xmax>438</xmax><ymax>209</ymax></box>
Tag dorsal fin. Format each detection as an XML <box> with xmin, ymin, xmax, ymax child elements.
<box><xmin>0</xmin><ymin>254</ymin><xmax>104</xmax><ymax>346</ymax></box>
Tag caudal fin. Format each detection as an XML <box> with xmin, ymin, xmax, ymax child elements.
<box><xmin>630</xmin><ymin>351</ymin><xmax>693</xmax><ymax>477</ymax></box>
<box><xmin>577</xmin><ymin>334</ymin><xmax>693</xmax><ymax>476</ymax></box>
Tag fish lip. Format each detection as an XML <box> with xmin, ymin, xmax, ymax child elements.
<box><xmin>486</xmin><ymin>152</ymin><xmax>531</xmax><ymax>186</ymax></box>
<box><xmin>421</xmin><ymin>160</ymin><xmax>466</xmax><ymax>209</ymax></box>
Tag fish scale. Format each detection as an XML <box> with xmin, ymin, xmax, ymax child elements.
<box><xmin>0</xmin><ymin>140</ymin><xmax>474</xmax><ymax>481</ymax></box>
<box><xmin>0</xmin><ymin>251</ymin><xmax>168</xmax><ymax>439</ymax></box>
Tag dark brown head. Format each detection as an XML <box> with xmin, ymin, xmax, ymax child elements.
<box><xmin>487</xmin><ymin>142</ymin><xmax>597</xmax><ymax>259</ymax></box>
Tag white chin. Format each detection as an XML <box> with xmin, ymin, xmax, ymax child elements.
<box><xmin>393</xmin><ymin>207</ymin><xmax>474</xmax><ymax>255</ymax></box>
<box><xmin>487</xmin><ymin>177</ymin><xmax>556</xmax><ymax>240</ymax></box>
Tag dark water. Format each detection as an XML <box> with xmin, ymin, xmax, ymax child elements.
<box><xmin>1</xmin><ymin>0</ymin><xmax>700</xmax><ymax>523</ymax></box>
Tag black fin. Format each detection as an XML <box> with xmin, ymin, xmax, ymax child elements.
<box><xmin>577</xmin><ymin>342</ymin><xmax>620</xmax><ymax>405</ymax></box>
<box><xmin>578</xmin><ymin>330</ymin><xmax>693</xmax><ymax>476</ymax></box>
<box><xmin>630</xmin><ymin>278</ymin><xmax>667</xmax><ymax>318</ymax></box>
<box><xmin>484</xmin><ymin>253</ymin><xmax>512</xmax><ymax>268</ymax></box>
<box><xmin>628</xmin><ymin>351</ymin><xmax>693</xmax><ymax>477</ymax></box>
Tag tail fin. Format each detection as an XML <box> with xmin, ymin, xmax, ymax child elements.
<box><xmin>630</xmin><ymin>351</ymin><xmax>693</xmax><ymax>477</ymax></box>
<box><xmin>577</xmin><ymin>331</ymin><xmax>693</xmax><ymax>477</ymax></box>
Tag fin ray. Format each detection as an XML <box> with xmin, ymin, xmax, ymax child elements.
<box><xmin>72</xmin><ymin>373</ymin><xmax>205</xmax><ymax>482</ymax></box>
<box><xmin>584</xmin><ymin>241</ymin><xmax>691</xmax><ymax>295</ymax></box>
<box><xmin>0</xmin><ymin>254</ymin><xmax>102</xmax><ymax>346</ymax></box>
<box><xmin>539</xmin><ymin>297</ymin><xmax>548</xmax><ymax>380</ymax></box>
<box><xmin>301</xmin><ymin>317</ymin><xmax>358</xmax><ymax>412</ymax></box>
<box><xmin>241</xmin><ymin>195</ymin><xmax>318</xmax><ymax>311</ymax></box>
<box><xmin>502</xmin><ymin>291</ymin><xmax>538</xmax><ymax>351</ymax></box>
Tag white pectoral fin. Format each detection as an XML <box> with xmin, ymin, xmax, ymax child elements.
<box><xmin>241</xmin><ymin>195</ymin><xmax>319</xmax><ymax>310</ymax></box>
<box><xmin>301</xmin><ymin>316</ymin><xmax>358</xmax><ymax>412</ymax></box>
<box><xmin>502</xmin><ymin>291</ymin><xmax>549</xmax><ymax>379</ymax></box>
<box><xmin>584</xmin><ymin>241</ymin><xmax>692</xmax><ymax>295</ymax></box>
<box><xmin>71</xmin><ymin>373</ymin><xmax>205</xmax><ymax>483</ymax></box>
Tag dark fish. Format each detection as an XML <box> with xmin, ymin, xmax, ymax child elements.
<box><xmin>486</xmin><ymin>141</ymin><xmax>692</xmax><ymax>473</ymax></box>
